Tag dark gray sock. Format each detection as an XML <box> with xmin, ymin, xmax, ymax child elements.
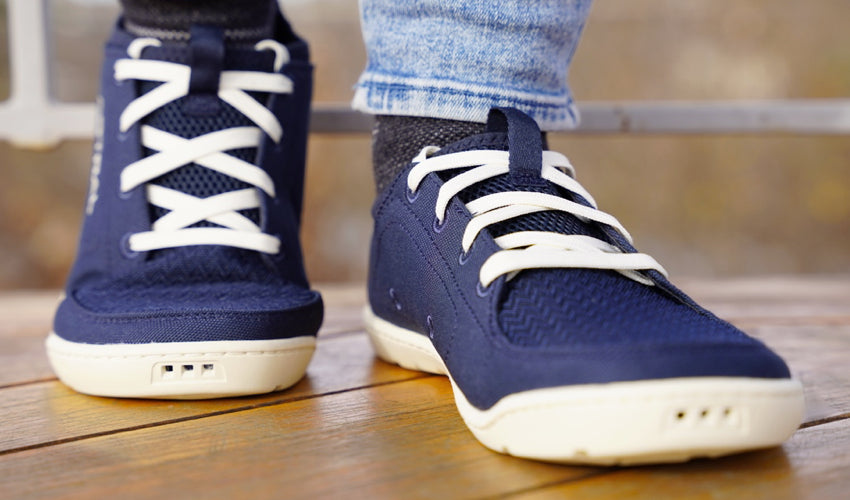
<box><xmin>120</xmin><ymin>0</ymin><xmax>278</xmax><ymax>42</ymax></box>
<box><xmin>372</xmin><ymin>115</ymin><xmax>485</xmax><ymax>194</ymax></box>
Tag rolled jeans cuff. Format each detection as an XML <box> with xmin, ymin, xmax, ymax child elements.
<box><xmin>352</xmin><ymin>74</ymin><xmax>580</xmax><ymax>130</ymax></box>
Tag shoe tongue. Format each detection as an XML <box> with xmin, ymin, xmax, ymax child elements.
<box><xmin>435</xmin><ymin>108</ymin><xmax>606</xmax><ymax>241</ymax></box>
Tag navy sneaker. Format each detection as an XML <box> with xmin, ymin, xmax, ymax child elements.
<box><xmin>47</xmin><ymin>17</ymin><xmax>322</xmax><ymax>399</ymax></box>
<box><xmin>364</xmin><ymin>107</ymin><xmax>804</xmax><ymax>464</ymax></box>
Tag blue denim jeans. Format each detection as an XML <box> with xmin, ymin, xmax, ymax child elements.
<box><xmin>353</xmin><ymin>0</ymin><xmax>593</xmax><ymax>130</ymax></box>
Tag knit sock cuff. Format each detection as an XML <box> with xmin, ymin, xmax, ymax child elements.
<box><xmin>371</xmin><ymin>115</ymin><xmax>486</xmax><ymax>194</ymax></box>
<box><xmin>120</xmin><ymin>0</ymin><xmax>278</xmax><ymax>42</ymax></box>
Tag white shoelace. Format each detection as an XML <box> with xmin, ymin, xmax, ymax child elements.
<box><xmin>115</xmin><ymin>37</ymin><xmax>294</xmax><ymax>254</ymax></box>
<box><xmin>407</xmin><ymin>147</ymin><xmax>668</xmax><ymax>287</ymax></box>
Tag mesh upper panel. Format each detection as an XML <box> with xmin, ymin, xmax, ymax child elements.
<box><xmin>76</xmin><ymin>243</ymin><xmax>311</xmax><ymax>313</ymax></box>
<box><xmin>141</xmin><ymin>81</ymin><xmax>260</xmax><ymax>226</ymax></box>
<box><xmin>498</xmin><ymin>268</ymin><xmax>749</xmax><ymax>347</ymax></box>
<box><xmin>75</xmin><ymin>274</ymin><xmax>316</xmax><ymax>313</ymax></box>
<box><xmin>434</xmin><ymin>133</ymin><xmax>741</xmax><ymax>347</ymax></box>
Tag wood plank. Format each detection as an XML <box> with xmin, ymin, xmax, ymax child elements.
<box><xmin>313</xmin><ymin>283</ymin><xmax>368</xmax><ymax>336</ymax></box>
<box><xmin>0</xmin><ymin>333</ymin><xmax>427</xmax><ymax>454</ymax></box>
<box><xmin>0</xmin><ymin>377</ymin><xmax>598</xmax><ymax>500</ymax></box>
<box><xmin>510</xmin><ymin>416</ymin><xmax>850</xmax><ymax>500</ymax></box>
<box><xmin>678</xmin><ymin>276</ymin><xmax>850</xmax><ymax>302</ymax></box>
<box><xmin>678</xmin><ymin>276</ymin><xmax>850</xmax><ymax>323</ymax></box>
<box><xmin>3</xmin><ymin>380</ymin><xmax>848</xmax><ymax>499</ymax></box>
<box><xmin>0</xmin><ymin>291</ymin><xmax>60</xmax><ymax>386</ymax></box>
<box><xmin>0</xmin><ymin>327</ymin><xmax>55</xmax><ymax>387</ymax></box>
<box><xmin>748</xmin><ymin>325</ymin><xmax>850</xmax><ymax>423</ymax></box>
<box><xmin>0</xmin><ymin>291</ymin><xmax>60</xmax><ymax>336</ymax></box>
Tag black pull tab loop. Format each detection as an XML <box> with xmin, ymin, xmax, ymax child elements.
<box><xmin>486</xmin><ymin>107</ymin><xmax>546</xmax><ymax>188</ymax></box>
<box><xmin>184</xmin><ymin>24</ymin><xmax>225</xmax><ymax>116</ymax></box>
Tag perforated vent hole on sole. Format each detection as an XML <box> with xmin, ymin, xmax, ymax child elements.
<box><xmin>669</xmin><ymin>405</ymin><xmax>742</xmax><ymax>428</ymax></box>
<box><xmin>159</xmin><ymin>364</ymin><xmax>178</xmax><ymax>380</ymax></box>
<box><xmin>153</xmin><ymin>361</ymin><xmax>225</xmax><ymax>383</ymax></box>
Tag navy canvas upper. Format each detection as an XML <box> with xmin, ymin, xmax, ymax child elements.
<box><xmin>54</xmin><ymin>16</ymin><xmax>322</xmax><ymax>345</ymax></box>
<box><xmin>368</xmin><ymin>107</ymin><xmax>791</xmax><ymax>410</ymax></box>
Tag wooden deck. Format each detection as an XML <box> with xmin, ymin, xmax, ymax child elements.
<box><xmin>1</xmin><ymin>277</ymin><xmax>848</xmax><ymax>499</ymax></box>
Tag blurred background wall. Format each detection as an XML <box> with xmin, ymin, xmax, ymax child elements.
<box><xmin>0</xmin><ymin>0</ymin><xmax>848</xmax><ymax>289</ymax></box>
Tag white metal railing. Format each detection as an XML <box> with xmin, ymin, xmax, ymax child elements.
<box><xmin>0</xmin><ymin>0</ymin><xmax>95</xmax><ymax>147</ymax></box>
<box><xmin>2</xmin><ymin>0</ymin><xmax>850</xmax><ymax>148</ymax></box>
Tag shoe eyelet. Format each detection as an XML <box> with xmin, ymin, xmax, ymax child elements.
<box><xmin>272</xmin><ymin>234</ymin><xmax>285</xmax><ymax>259</ymax></box>
<box><xmin>458</xmin><ymin>240</ymin><xmax>474</xmax><ymax>266</ymax></box>
<box><xmin>119</xmin><ymin>233</ymin><xmax>141</xmax><ymax>259</ymax></box>
<box><xmin>117</xmin><ymin>130</ymin><xmax>129</xmax><ymax>142</ymax></box>
<box><xmin>405</xmin><ymin>187</ymin><xmax>419</xmax><ymax>203</ymax></box>
<box><xmin>476</xmin><ymin>281</ymin><xmax>491</xmax><ymax>298</ymax></box>
<box><xmin>426</xmin><ymin>314</ymin><xmax>435</xmax><ymax>339</ymax></box>
<box><xmin>432</xmin><ymin>216</ymin><xmax>446</xmax><ymax>233</ymax></box>
<box><xmin>118</xmin><ymin>187</ymin><xmax>134</xmax><ymax>200</ymax></box>
<box><xmin>389</xmin><ymin>288</ymin><xmax>402</xmax><ymax>311</ymax></box>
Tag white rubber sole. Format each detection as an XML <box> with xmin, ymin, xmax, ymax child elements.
<box><xmin>46</xmin><ymin>332</ymin><xmax>315</xmax><ymax>399</ymax></box>
<box><xmin>363</xmin><ymin>306</ymin><xmax>805</xmax><ymax>465</ymax></box>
